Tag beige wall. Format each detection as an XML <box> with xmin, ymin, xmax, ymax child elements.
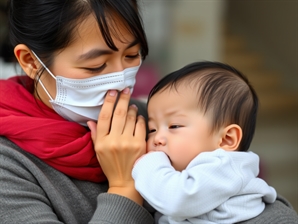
<box><xmin>167</xmin><ymin>1</ymin><xmax>225</xmax><ymax>73</ymax></box>
<box><xmin>227</xmin><ymin>0</ymin><xmax>297</xmax><ymax>90</ymax></box>
<box><xmin>141</xmin><ymin>1</ymin><xmax>225</xmax><ymax>76</ymax></box>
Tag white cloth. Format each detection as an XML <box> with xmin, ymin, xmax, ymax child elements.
<box><xmin>132</xmin><ymin>149</ymin><xmax>277</xmax><ymax>224</ymax></box>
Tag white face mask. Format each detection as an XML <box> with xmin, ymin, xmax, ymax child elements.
<box><xmin>32</xmin><ymin>51</ymin><xmax>141</xmax><ymax>126</ymax></box>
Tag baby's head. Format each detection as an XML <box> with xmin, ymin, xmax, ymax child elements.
<box><xmin>147</xmin><ymin>61</ymin><xmax>258</xmax><ymax>169</ymax></box>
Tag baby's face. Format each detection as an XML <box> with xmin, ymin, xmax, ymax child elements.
<box><xmin>147</xmin><ymin>85</ymin><xmax>221</xmax><ymax>171</ymax></box>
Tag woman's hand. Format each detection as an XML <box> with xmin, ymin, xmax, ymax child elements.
<box><xmin>87</xmin><ymin>88</ymin><xmax>146</xmax><ymax>205</ymax></box>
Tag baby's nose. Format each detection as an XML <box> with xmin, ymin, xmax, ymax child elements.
<box><xmin>153</xmin><ymin>134</ymin><xmax>166</xmax><ymax>146</ymax></box>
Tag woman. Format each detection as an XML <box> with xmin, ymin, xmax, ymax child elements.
<box><xmin>0</xmin><ymin>0</ymin><xmax>152</xmax><ymax>223</ymax></box>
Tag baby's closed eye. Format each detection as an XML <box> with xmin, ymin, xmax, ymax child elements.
<box><xmin>148</xmin><ymin>129</ymin><xmax>156</xmax><ymax>133</ymax></box>
<box><xmin>169</xmin><ymin>125</ymin><xmax>183</xmax><ymax>129</ymax></box>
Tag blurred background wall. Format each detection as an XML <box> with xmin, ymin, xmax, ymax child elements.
<box><xmin>1</xmin><ymin>0</ymin><xmax>297</xmax><ymax>212</ymax></box>
<box><xmin>227</xmin><ymin>0</ymin><xmax>297</xmax><ymax>91</ymax></box>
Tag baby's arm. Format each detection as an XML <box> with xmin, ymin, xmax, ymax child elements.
<box><xmin>132</xmin><ymin>150</ymin><xmax>243</xmax><ymax>218</ymax></box>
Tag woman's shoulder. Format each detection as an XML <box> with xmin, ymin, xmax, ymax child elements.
<box><xmin>238</xmin><ymin>195</ymin><xmax>298</xmax><ymax>224</ymax></box>
<box><xmin>0</xmin><ymin>136</ymin><xmax>26</xmax><ymax>161</ymax></box>
<box><xmin>0</xmin><ymin>136</ymin><xmax>103</xmax><ymax>190</ymax></box>
<box><xmin>0</xmin><ymin>136</ymin><xmax>44</xmax><ymax>166</ymax></box>
<box><xmin>0</xmin><ymin>136</ymin><xmax>60</xmax><ymax>185</ymax></box>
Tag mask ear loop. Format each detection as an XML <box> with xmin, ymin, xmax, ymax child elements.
<box><xmin>31</xmin><ymin>50</ymin><xmax>55</xmax><ymax>101</ymax></box>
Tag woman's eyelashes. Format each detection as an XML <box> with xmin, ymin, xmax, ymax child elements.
<box><xmin>83</xmin><ymin>54</ymin><xmax>139</xmax><ymax>74</ymax></box>
<box><xmin>84</xmin><ymin>64</ymin><xmax>106</xmax><ymax>73</ymax></box>
<box><xmin>125</xmin><ymin>52</ymin><xmax>140</xmax><ymax>59</ymax></box>
<box><xmin>126</xmin><ymin>53</ymin><xmax>140</xmax><ymax>59</ymax></box>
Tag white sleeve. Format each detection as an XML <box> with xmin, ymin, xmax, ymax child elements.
<box><xmin>132</xmin><ymin>150</ymin><xmax>244</xmax><ymax>219</ymax></box>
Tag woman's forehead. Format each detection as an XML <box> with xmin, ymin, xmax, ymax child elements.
<box><xmin>74</xmin><ymin>14</ymin><xmax>136</xmax><ymax>47</ymax></box>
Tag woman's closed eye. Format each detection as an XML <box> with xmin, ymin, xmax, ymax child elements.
<box><xmin>84</xmin><ymin>64</ymin><xmax>106</xmax><ymax>73</ymax></box>
<box><xmin>126</xmin><ymin>53</ymin><xmax>140</xmax><ymax>59</ymax></box>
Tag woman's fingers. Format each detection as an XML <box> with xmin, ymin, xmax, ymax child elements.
<box><xmin>110</xmin><ymin>88</ymin><xmax>131</xmax><ymax>135</ymax></box>
<box><xmin>96</xmin><ymin>90</ymin><xmax>118</xmax><ymax>138</ymax></box>
<box><xmin>90</xmin><ymin>87</ymin><xmax>146</xmax><ymax>196</ymax></box>
<box><xmin>135</xmin><ymin>115</ymin><xmax>146</xmax><ymax>140</ymax></box>
<box><xmin>122</xmin><ymin>105</ymin><xmax>138</xmax><ymax>135</ymax></box>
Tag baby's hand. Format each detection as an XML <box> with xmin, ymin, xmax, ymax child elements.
<box><xmin>134</xmin><ymin>151</ymin><xmax>156</xmax><ymax>166</ymax></box>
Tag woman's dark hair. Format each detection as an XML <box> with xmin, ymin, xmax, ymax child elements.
<box><xmin>148</xmin><ymin>61</ymin><xmax>259</xmax><ymax>152</ymax></box>
<box><xmin>7</xmin><ymin>0</ymin><xmax>148</xmax><ymax>67</ymax></box>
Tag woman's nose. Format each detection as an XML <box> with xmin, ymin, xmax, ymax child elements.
<box><xmin>112</xmin><ymin>61</ymin><xmax>125</xmax><ymax>72</ymax></box>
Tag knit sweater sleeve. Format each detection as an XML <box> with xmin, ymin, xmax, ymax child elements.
<box><xmin>132</xmin><ymin>150</ymin><xmax>245</xmax><ymax>218</ymax></box>
<box><xmin>0</xmin><ymin>137</ymin><xmax>154</xmax><ymax>224</ymax></box>
<box><xmin>90</xmin><ymin>193</ymin><xmax>154</xmax><ymax>224</ymax></box>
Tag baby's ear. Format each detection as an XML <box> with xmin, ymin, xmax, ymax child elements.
<box><xmin>219</xmin><ymin>124</ymin><xmax>242</xmax><ymax>151</ymax></box>
<box><xmin>14</xmin><ymin>44</ymin><xmax>38</xmax><ymax>79</ymax></box>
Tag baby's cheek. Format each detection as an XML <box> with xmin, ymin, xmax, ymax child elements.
<box><xmin>146</xmin><ymin>139</ymin><xmax>154</xmax><ymax>153</ymax></box>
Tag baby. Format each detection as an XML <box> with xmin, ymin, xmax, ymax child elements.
<box><xmin>132</xmin><ymin>61</ymin><xmax>277</xmax><ymax>224</ymax></box>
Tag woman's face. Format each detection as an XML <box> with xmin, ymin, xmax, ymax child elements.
<box><xmin>35</xmin><ymin>14</ymin><xmax>141</xmax><ymax>108</ymax></box>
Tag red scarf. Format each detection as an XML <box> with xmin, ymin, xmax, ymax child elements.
<box><xmin>0</xmin><ymin>76</ymin><xmax>106</xmax><ymax>182</ymax></box>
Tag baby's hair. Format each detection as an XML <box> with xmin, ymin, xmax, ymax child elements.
<box><xmin>148</xmin><ymin>61</ymin><xmax>259</xmax><ymax>151</ymax></box>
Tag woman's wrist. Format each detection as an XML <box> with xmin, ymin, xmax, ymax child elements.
<box><xmin>108</xmin><ymin>185</ymin><xmax>143</xmax><ymax>205</ymax></box>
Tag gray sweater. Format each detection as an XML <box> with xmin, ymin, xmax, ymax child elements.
<box><xmin>1</xmin><ymin>136</ymin><xmax>297</xmax><ymax>224</ymax></box>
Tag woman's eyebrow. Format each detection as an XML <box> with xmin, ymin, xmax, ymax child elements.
<box><xmin>77</xmin><ymin>49</ymin><xmax>113</xmax><ymax>61</ymax></box>
<box><xmin>77</xmin><ymin>39</ymin><xmax>139</xmax><ymax>62</ymax></box>
<box><xmin>126</xmin><ymin>39</ymin><xmax>139</xmax><ymax>49</ymax></box>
